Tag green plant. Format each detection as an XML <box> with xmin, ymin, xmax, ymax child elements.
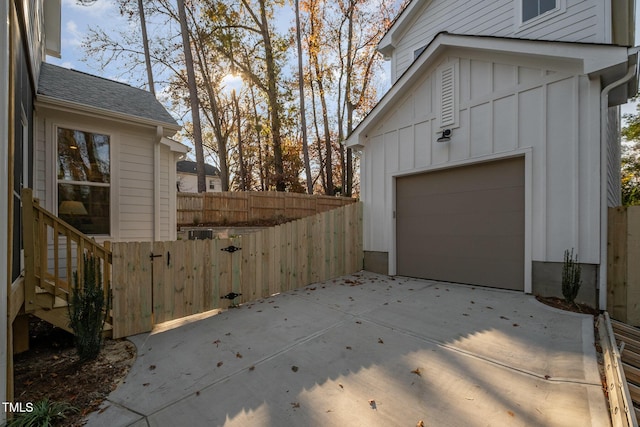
<box><xmin>68</xmin><ymin>253</ymin><xmax>110</xmax><ymax>362</ymax></box>
<box><xmin>562</xmin><ymin>248</ymin><xmax>582</xmax><ymax>304</ymax></box>
<box><xmin>5</xmin><ymin>399</ymin><xmax>77</xmax><ymax>427</ymax></box>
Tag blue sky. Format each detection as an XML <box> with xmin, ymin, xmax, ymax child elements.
<box><xmin>48</xmin><ymin>0</ymin><xmax>639</xmax><ymax>119</ymax></box>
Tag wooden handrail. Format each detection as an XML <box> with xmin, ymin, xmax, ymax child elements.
<box><xmin>21</xmin><ymin>188</ymin><xmax>112</xmax><ymax>324</ymax></box>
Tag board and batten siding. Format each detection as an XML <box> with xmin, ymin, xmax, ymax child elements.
<box><xmin>362</xmin><ymin>52</ymin><xmax>602</xmax><ymax>269</ymax></box>
<box><xmin>392</xmin><ymin>0</ymin><xmax>605</xmax><ymax>81</ymax></box>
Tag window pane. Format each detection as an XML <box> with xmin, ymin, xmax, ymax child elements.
<box><xmin>540</xmin><ymin>0</ymin><xmax>556</xmax><ymax>15</ymax></box>
<box><xmin>58</xmin><ymin>127</ymin><xmax>110</xmax><ymax>183</ymax></box>
<box><xmin>58</xmin><ymin>183</ymin><xmax>110</xmax><ymax>235</ymax></box>
<box><xmin>522</xmin><ymin>0</ymin><xmax>556</xmax><ymax>22</ymax></box>
<box><xmin>522</xmin><ymin>0</ymin><xmax>539</xmax><ymax>21</ymax></box>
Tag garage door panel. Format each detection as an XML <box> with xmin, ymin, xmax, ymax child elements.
<box><xmin>399</xmin><ymin>211</ymin><xmax>523</xmax><ymax>238</ymax></box>
<box><xmin>396</xmin><ymin>157</ymin><xmax>524</xmax><ymax>291</ymax></box>
<box><xmin>399</xmin><ymin>187</ymin><xmax>523</xmax><ymax>216</ymax></box>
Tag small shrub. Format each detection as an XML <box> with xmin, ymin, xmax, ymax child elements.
<box><xmin>562</xmin><ymin>248</ymin><xmax>582</xmax><ymax>304</ymax></box>
<box><xmin>68</xmin><ymin>253</ymin><xmax>110</xmax><ymax>362</ymax></box>
<box><xmin>5</xmin><ymin>399</ymin><xmax>77</xmax><ymax>427</ymax></box>
<box><xmin>192</xmin><ymin>215</ymin><xmax>200</xmax><ymax>226</ymax></box>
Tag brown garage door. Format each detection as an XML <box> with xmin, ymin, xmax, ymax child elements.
<box><xmin>396</xmin><ymin>157</ymin><xmax>524</xmax><ymax>290</ymax></box>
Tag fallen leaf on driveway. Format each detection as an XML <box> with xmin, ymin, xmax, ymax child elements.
<box><xmin>291</xmin><ymin>365</ymin><xmax>299</xmax><ymax>372</ymax></box>
<box><xmin>217</xmin><ymin>361</ymin><xmax>223</xmax><ymax>367</ymax></box>
<box><xmin>368</xmin><ymin>399</ymin><xmax>377</xmax><ymax>410</ymax></box>
<box><xmin>411</xmin><ymin>368</ymin><xmax>422</xmax><ymax>377</ymax></box>
<box><xmin>417</xmin><ymin>421</ymin><xmax>425</xmax><ymax>427</ymax></box>
<box><xmin>378</xmin><ymin>338</ymin><xmax>384</xmax><ymax>344</ymax></box>
<box><xmin>291</xmin><ymin>402</ymin><xmax>300</xmax><ymax>408</ymax></box>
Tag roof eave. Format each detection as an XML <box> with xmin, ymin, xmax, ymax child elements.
<box><xmin>378</xmin><ymin>0</ymin><xmax>427</xmax><ymax>57</ymax></box>
<box><xmin>35</xmin><ymin>94</ymin><xmax>181</xmax><ymax>134</ymax></box>
<box><xmin>161</xmin><ymin>137</ymin><xmax>190</xmax><ymax>154</ymax></box>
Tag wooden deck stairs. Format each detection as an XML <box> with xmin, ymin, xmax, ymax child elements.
<box><xmin>612</xmin><ymin>319</ymin><xmax>640</xmax><ymax>422</ymax></box>
<box><xmin>20</xmin><ymin>188</ymin><xmax>113</xmax><ymax>340</ymax></box>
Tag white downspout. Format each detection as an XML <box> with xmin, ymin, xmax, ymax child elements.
<box><xmin>154</xmin><ymin>126</ymin><xmax>162</xmax><ymax>242</ymax></box>
<box><xmin>599</xmin><ymin>62</ymin><xmax>636</xmax><ymax>310</ymax></box>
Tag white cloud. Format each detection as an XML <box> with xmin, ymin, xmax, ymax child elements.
<box><xmin>64</xmin><ymin>20</ymin><xmax>83</xmax><ymax>48</ymax></box>
<box><xmin>61</xmin><ymin>0</ymin><xmax>117</xmax><ymax>18</ymax></box>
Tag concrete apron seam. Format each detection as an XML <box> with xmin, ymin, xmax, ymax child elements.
<box><xmin>98</xmin><ymin>399</ymin><xmax>149</xmax><ymax>427</ymax></box>
<box><xmin>357</xmin><ymin>315</ymin><xmax>603</xmax><ymax>387</ymax></box>
<box><xmin>139</xmin><ymin>315</ymin><xmax>356</xmax><ymax>420</ymax></box>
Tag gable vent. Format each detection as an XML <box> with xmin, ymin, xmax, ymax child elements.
<box><xmin>438</xmin><ymin>63</ymin><xmax>457</xmax><ymax>128</ymax></box>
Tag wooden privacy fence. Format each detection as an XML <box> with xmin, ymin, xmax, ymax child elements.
<box><xmin>111</xmin><ymin>202</ymin><xmax>363</xmax><ymax>338</ymax></box>
<box><xmin>608</xmin><ymin>206</ymin><xmax>640</xmax><ymax>325</ymax></box>
<box><xmin>177</xmin><ymin>191</ymin><xmax>356</xmax><ymax>225</ymax></box>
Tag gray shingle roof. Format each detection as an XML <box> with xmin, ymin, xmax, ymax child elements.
<box><xmin>38</xmin><ymin>63</ymin><xmax>178</xmax><ymax>128</ymax></box>
<box><xmin>177</xmin><ymin>160</ymin><xmax>220</xmax><ymax>176</ymax></box>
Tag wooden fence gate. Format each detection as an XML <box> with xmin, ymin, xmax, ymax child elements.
<box><xmin>111</xmin><ymin>203</ymin><xmax>363</xmax><ymax>338</ymax></box>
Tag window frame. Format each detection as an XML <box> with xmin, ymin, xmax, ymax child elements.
<box><xmin>515</xmin><ymin>0</ymin><xmax>566</xmax><ymax>32</ymax></box>
<box><xmin>55</xmin><ymin>125</ymin><xmax>112</xmax><ymax>236</ymax></box>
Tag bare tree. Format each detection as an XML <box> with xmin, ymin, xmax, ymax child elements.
<box><xmin>177</xmin><ymin>0</ymin><xmax>206</xmax><ymax>192</ymax></box>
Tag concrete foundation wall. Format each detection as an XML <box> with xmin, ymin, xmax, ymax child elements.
<box><xmin>532</xmin><ymin>261</ymin><xmax>599</xmax><ymax>308</ymax></box>
<box><xmin>364</xmin><ymin>251</ymin><xmax>389</xmax><ymax>275</ymax></box>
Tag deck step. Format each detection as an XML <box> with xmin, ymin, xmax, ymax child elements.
<box><xmin>32</xmin><ymin>287</ymin><xmax>113</xmax><ymax>338</ymax></box>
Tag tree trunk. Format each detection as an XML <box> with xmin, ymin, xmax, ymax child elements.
<box><xmin>295</xmin><ymin>0</ymin><xmax>313</xmax><ymax>194</ymax></box>
<box><xmin>177</xmin><ymin>0</ymin><xmax>206</xmax><ymax>193</ymax></box>
<box><xmin>257</xmin><ymin>0</ymin><xmax>285</xmax><ymax>191</ymax></box>
<box><xmin>234</xmin><ymin>91</ymin><xmax>247</xmax><ymax>191</ymax></box>
<box><xmin>138</xmin><ymin>0</ymin><xmax>155</xmax><ymax>95</ymax></box>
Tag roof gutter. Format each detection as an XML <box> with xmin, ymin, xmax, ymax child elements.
<box><xmin>599</xmin><ymin>57</ymin><xmax>637</xmax><ymax>310</ymax></box>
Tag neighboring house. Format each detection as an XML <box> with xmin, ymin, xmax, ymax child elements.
<box><xmin>1</xmin><ymin>0</ymin><xmax>186</xmax><ymax>408</ymax></box>
<box><xmin>345</xmin><ymin>0</ymin><xmax>638</xmax><ymax>309</ymax></box>
<box><xmin>177</xmin><ymin>160</ymin><xmax>222</xmax><ymax>193</ymax></box>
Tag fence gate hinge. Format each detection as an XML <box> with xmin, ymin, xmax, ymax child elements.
<box><xmin>150</xmin><ymin>252</ymin><xmax>163</xmax><ymax>260</ymax></box>
<box><xmin>221</xmin><ymin>245</ymin><xmax>242</xmax><ymax>253</ymax></box>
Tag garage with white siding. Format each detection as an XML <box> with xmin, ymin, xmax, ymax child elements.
<box><xmin>346</xmin><ymin>32</ymin><xmax>638</xmax><ymax>307</ymax></box>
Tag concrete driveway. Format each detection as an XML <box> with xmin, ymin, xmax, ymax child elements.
<box><xmin>86</xmin><ymin>272</ymin><xmax>610</xmax><ymax>427</ymax></box>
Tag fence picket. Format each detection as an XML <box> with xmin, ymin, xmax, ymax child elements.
<box><xmin>111</xmin><ymin>203</ymin><xmax>363</xmax><ymax>338</ymax></box>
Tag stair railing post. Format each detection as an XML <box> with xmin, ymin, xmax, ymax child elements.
<box><xmin>21</xmin><ymin>188</ymin><xmax>36</xmax><ymax>313</ymax></box>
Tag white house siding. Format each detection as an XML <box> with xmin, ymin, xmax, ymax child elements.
<box><xmin>177</xmin><ymin>173</ymin><xmax>222</xmax><ymax>193</ymax></box>
<box><xmin>118</xmin><ymin>130</ymin><xmax>155</xmax><ymax>241</ymax></box>
<box><xmin>361</xmin><ymin>52</ymin><xmax>602</xmax><ymax>272</ymax></box>
<box><xmin>392</xmin><ymin>0</ymin><xmax>604</xmax><ymax>80</ymax></box>
<box><xmin>160</xmin><ymin>146</ymin><xmax>171</xmax><ymax>240</ymax></box>
<box><xmin>34</xmin><ymin>110</ymin><xmax>178</xmax><ymax>243</ymax></box>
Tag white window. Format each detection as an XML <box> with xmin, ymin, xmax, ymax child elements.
<box><xmin>522</xmin><ymin>0</ymin><xmax>556</xmax><ymax>22</ymax></box>
<box><xmin>517</xmin><ymin>0</ymin><xmax>565</xmax><ymax>28</ymax></box>
<box><xmin>209</xmin><ymin>179</ymin><xmax>215</xmax><ymax>190</ymax></box>
<box><xmin>57</xmin><ymin>127</ymin><xmax>111</xmax><ymax>235</ymax></box>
